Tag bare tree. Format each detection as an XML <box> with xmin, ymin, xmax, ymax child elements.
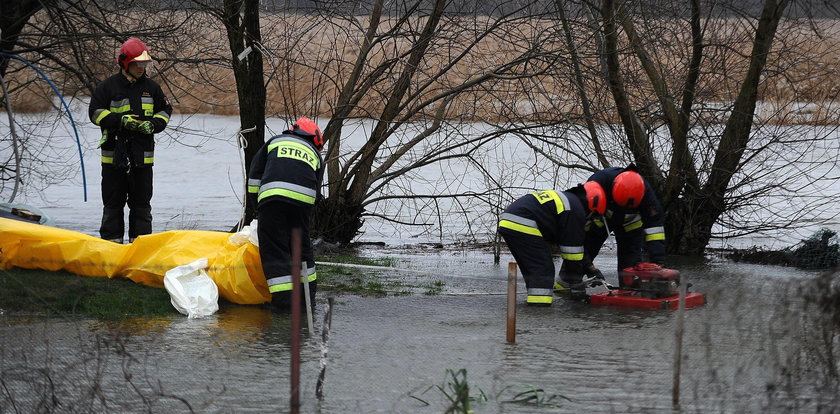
<box><xmin>3</xmin><ymin>0</ymin><xmax>839</xmax><ymax>256</ymax></box>
<box><xmin>255</xmin><ymin>0</ymin><xmax>589</xmax><ymax>243</ymax></box>
<box><xmin>589</xmin><ymin>0</ymin><xmax>840</xmax><ymax>254</ymax></box>
<box><xmin>0</xmin><ymin>0</ymin><xmax>188</xmax><ymax>204</ymax></box>
<box><xmin>184</xmin><ymin>0</ymin><xmax>267</xmax><ymax>229</ymax></box>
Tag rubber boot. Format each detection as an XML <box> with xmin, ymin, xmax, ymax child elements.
<box><xmin>568</xmin><ymin>286</ymin><xmax>588</xmax><ymax>301</ymax></box>
<box><xmin>100</xmin><ymin>207</ymin><xmax>124</xmax><ymax>242</ymax></box>
<box><xmin>270</xmin><ymin>292</ymin><xmax>293</xmax><ymax>313</ymax></box>
<box><xmin>129</xmin><ymin>207</ymin><xmax>152</xmax><ymax>239</ymax></box>
<box><xmin>269</xmin><ymin>280</ymin><xmax>317</xmax><ymax>313</ymax></box>
<box><xmin>554</xmin><ymin>279</ymin><xmax>587</xmax><ymax>301</ymax></box>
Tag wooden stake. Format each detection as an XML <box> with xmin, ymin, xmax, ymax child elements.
<box><xmin>672</xmin><ymin>277</ymin><xmax>687</xmax><ymax>407</ymax></box>
<box><xmin>290</xmin><ymin>228</ymin><xmax>302</xmax><ymax>414</ymax></box>
<box><xmin>506</xmin><ymin>262</ymin><xmax>517</xmax><ymax>343</ymax></box>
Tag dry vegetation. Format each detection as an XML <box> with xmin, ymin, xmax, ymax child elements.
<box><xmin>4</xmin><ymin>13</ymin><xmax>840</xmax><ymax>126</ymax></box>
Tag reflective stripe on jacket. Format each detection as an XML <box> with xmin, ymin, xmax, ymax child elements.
<box><xmin>89</xmin><ymin>72</ymin><xmax>172</xmax><ymax>168</ymax></box>
<box><xmin>247</xmin><ymin>133</ymin><xmax>325</xmax><ymax>208</ymax></box>
<box><xmin>497</xmin><ymin>190</ymin><xmax>586</xmax><ymax>261</ymax></box>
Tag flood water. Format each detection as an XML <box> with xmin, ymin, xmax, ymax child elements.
<box><xmin>2</xmin><ymin>111</ymin><xmax>839</xmax><ymax>412</ymax></box>
<box><xmin>6</xmin><ymin>110</ymin><xmax>838</xmax><ymax>249</ymax></box>
<box><xmin>2</xmin><ymin>246</ymin><xmax>837</xmax><ymax>413</ymax></box>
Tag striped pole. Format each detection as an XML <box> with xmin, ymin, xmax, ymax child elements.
<box><xmin>302</xmin><ymin>262</ymin><xmax>314</xmax><ymax>333</ymax></box>
<box><xmin>316</xmin><ymin>296</ymin><xmax>335</xmax><ymax>399</ymax></box>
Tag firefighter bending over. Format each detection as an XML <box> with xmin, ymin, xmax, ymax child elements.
<box><xmin>498</xmin><ymin>182</ymin><xmax>607</xmax><ymax>305</ymax></box>
<box><xmin>584</xmin><ymin>164</ymin><xmax>666</xmax><ymax>286</ymax></box>
<box><xmin>248</xmin><ymin>118</ymin><xmax>325</xmax><ymax>312</ymax></box>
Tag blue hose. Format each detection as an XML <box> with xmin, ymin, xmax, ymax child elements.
<box><xmin>0</xmin><ymin>51</ymin><xmax>88</xmax><ymax>201</ymax></box>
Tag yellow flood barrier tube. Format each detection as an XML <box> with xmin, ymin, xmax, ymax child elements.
<box><xmin>0</xmin><ymin>217</ymin><xmax>270</xmax><ymax>305</ymax></box>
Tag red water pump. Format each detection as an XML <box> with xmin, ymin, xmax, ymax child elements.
<box><xmin>619</xmin><ymin>262</ymin><xmax>680</xmax><ymax>298</ymax></box>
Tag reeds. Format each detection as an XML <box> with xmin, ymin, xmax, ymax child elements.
<box><xmin>3</xmin><ymin>14</ymin><xmax>840</xmax><ymax>126</ymax></box>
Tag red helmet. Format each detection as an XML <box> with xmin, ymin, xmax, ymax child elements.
<box><xmin>118</xmin><ymin>38</ymin><xmax>152</xmax><ymax>70</ymax></box>
<box><xmin>583</xmin><ymin>181</ymin><xmax>606</xmax><ymax>215</ymax></box>
<box><xmin>292</xmin><ymin>117</ymin><xmax>324</xmax><ymax>149</ymax></box>
<box><xmin>612</xmin><ymin>171</ymin><xmax>645</xmax><ymax>208</ymax></box>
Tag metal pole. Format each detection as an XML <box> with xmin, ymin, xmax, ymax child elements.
<box><xmin>672</xmin><ymin>277</ymin><xmax>687</xmax><ymax>407</ymax></box>
<box><xmin>316</xmin><ymin>296</ymin><xmax>335</xmax><ymax>400</ymax></box>
<box><xmin>302</xmin><ymin>262</ymin><xmax>314</xmax><ymax>333</ymax></box>
<box><xmin>290</xmin><ymin>228</ymin><xmax>302</xmax><ymax>414</ymax></box>
<box><xmin>506</xmin><ymin>262</ymin><xmax>517</xmax><ymax>343</ymax></box>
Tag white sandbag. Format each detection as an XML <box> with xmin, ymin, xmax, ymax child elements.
<box><xmin>163</xmin><ymin>258</ymin><xmax>219</xmax><ymax>318</ymax></box>
<box><xmin>228</xmin><ymin>219</ymin><xmax>259</xmax><ymax>247</ymax></box>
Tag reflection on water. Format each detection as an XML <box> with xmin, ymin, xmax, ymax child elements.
<box><xmin>1</xmin><ymin>250</ymin><xmax>838</xmax><ymax>413</ymax></box>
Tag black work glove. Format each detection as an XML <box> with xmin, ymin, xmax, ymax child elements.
<box><xmin>585</xmin><ymin>265</ymin><xmax>605</xmax><ymax>280</ymax></box>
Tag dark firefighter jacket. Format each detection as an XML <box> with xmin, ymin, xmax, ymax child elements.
<box><xmin>498</xmin><ymin>189</ymin><xmax>587</xmax><ymax>265</ymax></box>
<box><xmin>587</xmin><ymin>166</ymin><xmax>666</xmax><ymax>263</ymax></box>
<box><xmin>247</xmin><ymin>132</ymin><xmax>325</xmax><ymax>208</ymax></box>
<box><xmin>88</xmin><ymin>73</ymin><xmax>172</xmax><ymax>169</ymax></box>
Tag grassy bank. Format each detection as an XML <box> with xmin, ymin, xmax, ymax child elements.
<box><xmin>0</xmin><ymin>267</ymin><xmax>174</xmax><ymax>319</ymax></box>
<box><xmin>0</xmin><ymin>254</ymin><xmax>435</xmax><ymax>319</ymax></box>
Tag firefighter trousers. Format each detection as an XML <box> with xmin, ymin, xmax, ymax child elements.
<box><xmin>100</xmin><ymin>165</ymin><xmax>152</xmax><ymax>242</ymax></box>
<box><xmin>257</xmin><ymin>201</ymin><xmax>316</xmax><ymax>310</ymax></box>
<box><xmin>498</xmin><ymin>227</ymin><xmax>556</xmax><ymax>291</ymax></box>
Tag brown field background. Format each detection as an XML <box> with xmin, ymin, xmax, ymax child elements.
<box><xmin>3</xmin><ymin>13</ymin><xmax>840</xmax><ymax>125</ymax></box>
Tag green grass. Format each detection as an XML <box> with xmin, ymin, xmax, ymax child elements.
<box><xmin>319</xmin><ymin>253</ymin><xmax>399</xmax><ymax>267</ymax></box>
<box><xmin>317</xmin><ymin>264</ymin><xmax>414</xmax><ymax>296</ymax></box>
<box><xmin>0</xmin><ymin>267</ymin><xmax>176</xmax><ymax>319</ymax></box>
<box><xmin>423</xmin><ymin>280</ymin><xmax>446</xmax><ymax>296</ymax></box>
<box><xmin>410</xmin><ymin>368</ymin><xmax>569</xmax><ymax>412</ymax></box>
<box><xmin>317</xmin><ymin>253</ymin><xmax>430</xmax><ymax>296</ymax></box>
<box><xmin>0</xmin><ymin>253</ymin><xmax>440</xmax><ymax>319</ymax></box>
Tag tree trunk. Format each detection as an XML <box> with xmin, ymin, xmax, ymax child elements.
<box><xmin>0</xmin><ymin>0</ymin><xmax>42</xmax><ymax>77</ymax></box>
<box><xmin>324</xmin><ymin>0</ymin><xmax>384</xmax><ymax>205</ymax></box>
<box><xmin>319</xmin><ymin>0</ymin><xmax>446</xmax><ymax>244</ymax></box>
<box><xmin>222</xmin><ymin>0</ymin><xmax>266</xmax><ymax>228</ymax></box>
<box><xmin>665</xmin><ymin>197</ymin><xmax>715</xmax><ymax>256</ymax></box>
<box><xmin>601</xmin><ymin>0</ymin><xmax>658</xmax><ymax>180</ymax></box>
<box><xmin>668</xmin><ymin>0</ymin><xmax>789</xmax><ymax>254</ymax></box>
<box><xmin>344</xmin><ymin>0</ymin><xmax>447</xmax><ymax>206</ymax></box>
<box><xmin>311</xmin><ymin>196</ymin><xmax>364</xmax><ymax>244</ymax></box>
<box><xmin>556</xmin><ymin>0</ymin><xmax>608</xmax><ymax>169</ymax></box>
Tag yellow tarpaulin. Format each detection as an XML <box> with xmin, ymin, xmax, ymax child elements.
<box><xmin>0</xmin><ymin>217</ymin><xmax>270</xmax><ymax>305</ymax></box>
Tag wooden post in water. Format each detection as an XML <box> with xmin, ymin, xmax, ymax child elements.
<box><xmin>672</xmin><ymin>277</ymin><xmax>687</xmax><ymax>407</ymax></box>
<box><xmin>506</xmin><ymin>262</ymin><xmax>517</xmax><ymax>343</ymax></box>
<box><xmin>290</xmin><ymin>228</ymin><xmax>302</xmax><ymax>414</ymax></box>
<box><xmin>316</xmin><ymin>296</ymin><xmax>335</xmax><ymax>400</ymax></box>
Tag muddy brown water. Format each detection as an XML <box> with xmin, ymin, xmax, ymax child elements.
<box><xmin>1</xmin><ymin>247</ymin><xmax>836</xmax><ymax>413</ymax></box>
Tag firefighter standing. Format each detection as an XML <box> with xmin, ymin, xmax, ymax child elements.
<box><xmin>248</xmin><ymin>117</ymin><xmax>325</xmax><ymax>312</ymax></box>
<box><xmin>584</xmin><ymin>164</ymin><xmax>666</xmax><ymax>281</ymax></box>
<box><xmin>497</xmin><ymin>183</ymin><xmax>607</xmax><ymax>305</ymax></box>
<box><xmin>88</xmin><ymin>37</ymin><xmax>172</xmax><ymax>243</ymax></box>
